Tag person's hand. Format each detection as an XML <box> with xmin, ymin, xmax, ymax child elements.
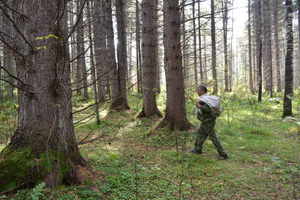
<box><xmin>196</xmin><ymin>101</ymin><xmax>201</xmax><ymax>108</ymax></box>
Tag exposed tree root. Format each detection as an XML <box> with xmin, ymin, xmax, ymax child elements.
<box><xmin>137</xmin><ymin>107</ymin><xmax>163</xmax><ymax>118</ymax></box>
<box><xmin>110</xmin><ymin>97</ymin><xmax>130</xmax><ymax>112</ymax></box>
<box><xmin>156</xmin><ymin>117</ymin><xmax>194</xmax><ymax>131</ymax></box>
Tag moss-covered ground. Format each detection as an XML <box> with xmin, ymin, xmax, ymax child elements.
<box><xmin>0</xmin><ymin>90</ymin><xmax>299</xmax><ymax>199</ymax></box>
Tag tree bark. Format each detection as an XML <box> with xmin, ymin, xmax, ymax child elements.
<box><xmin>105</xmin><ymin>0</ymin><xmax>119</xmax><ymax>108</ymax></box>
<box><xmin>114</xmin><ymin>0</ymin><xmax>130</xmax><ymax>111</ymax></box>
<box><xmin>203</xmin><ymin>29</ymin><xmax>208</xmax><ymax>82</ymax></box>
<box><xmin>138</xmin><ymin>0</ymin><xmax>161</xmax><ymax>117</ymax></box>
<box><xmin>2</xmin><ymin>0</ymin><xmax>15</xmax><ymax>99</ymax></box>
<box><xmin>297</xmin><ymin>0</ymin><xmax>300</xmax><ymax>89</ymax></box>
<box><xmin>136</xmin><ymin>0</ymin><xmax>143</xmax><ymax>93</ymax></box>
<box><xmin>193</xmin><ymin>0</ymin><xmax>198</xmax><ymax>85</ymax></box>
<box><xmin>87</xmin><ymin>0</ymin><xmax>100</xmax><ymax>124</ymax></box>
<box><xmin>76</xmin><ymin>0</ymin><xmax>89</xmax><ymax>99</ymax></box>
<box><xmin>182</xmin><ymin>0</ymin><xmax>188</xmax><ymax>80</ymax></box>
<box><xmin>273</xmin><ymin>0</ymin><xmax>282</xmax><ymax>92</ymax></box>
<box><xmin>155</xmin><ymin>0</ymin><xmax>161</xmax><ymax>94</ymax></box>
<box><xmin>198</xmin><ymin>0</ymin><xmax>203</xmax><ymax>82</ymax></box>
<box><xmin>0</xmin><ymin>59</ymin><xmax>2</xmax><ymax>101</ymax></box>
<box><xmin>248</xmin><ymin>0</ymin><xmax>254</xmax><ymax>94</ymax></box>
<box><xmin>160</xmin><ymin>0</ymin><xmax>192</xmax><ymax>130</ymax></box>
<box><xmin>93</xmin><ymin>0</ymin><xmax>106</xmax><ymax>102</ymax></box>
<box><xmin>69</xmin><ymin>3</ymin><xmax>77</xmax><ymax>86</ymax></box>
<box><xmin>255</xmin><ymin>0</ymin><xmax>263</xmax><ymax>101</ymax></box>
<box><xmin>283</xmin><ymin>0</ymin><xmax>293</xmax><ymax>117</ymax></box>
<box><xmin>262</xmin><ymin>0</ymin><xmax>272</xmax><ymax>96</ymax></box>
<box><xmin>223</xmin><ymin>0</ymin><xmax>229</xmax><ymax>92</ymax></box>
<box><xmin>211</xmin><ymin>0</ymin><xmax>218</xmax><ymax>94</ymax></box>
<box><xmin>0</xmin><ymin>0</ymin><xmax>90</xmax><ymax>191</ymax></box>
<box><xmin>128</xmin><ymin>20</ymin><xmax>134</xmax><ymax>87</ymax></box>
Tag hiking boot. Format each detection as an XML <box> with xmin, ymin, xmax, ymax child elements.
<box><xmin>216</xmin><ymin>155</ymin><xmax>228</xmax><ymax>160</ymax></box>
<box><xmin>189</xmin><ymin>149</ymin><xmax>202</xmax><ymax>154</ymax></box>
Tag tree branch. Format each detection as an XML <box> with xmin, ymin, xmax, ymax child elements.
<box><xmin>0</xmin><ymin>0</ymin><xmax>29</xmax><ymax>19</ymax></box>
<box><xmin>0</xmin><ymin>35</ymin><xmax>26</xmax><ymax>60</ymax></box>
<box><xmin>67</xmin><ymin>0</ymin><xmax>86</xmax><ymax>40</ymax></box>
<box><xmin>0</xmin><ymin>4</ymin><xmax>35</xmax><ymax>52</ymax></box>
<box><xmin>0</xmin><ymin>66</ymin><xmax>24</xmax><ymax>84</ymax></box>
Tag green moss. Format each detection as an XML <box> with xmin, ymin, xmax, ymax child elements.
<box><xmin>0</xmin><ymin>146</ymin><xmax>35</xmax><ymax>192</ymax></box>
<box><xmin>38</xmin><ymin>150</ymin><xmax>70</xmax><ymax>183</ymax></box>
<box><xmin>0</xmin><ymin>147</ymin><xmax>71</xmax><ymax>192</ymax></box>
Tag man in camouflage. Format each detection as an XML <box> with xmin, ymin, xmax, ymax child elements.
<box><xmin>190</xmin><ymin>85</ymin><xmax>228</xmax><ymax>159</ymax></box>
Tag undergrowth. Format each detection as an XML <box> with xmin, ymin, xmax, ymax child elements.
<box><xmin>0</xmin><ymin>90</ymin><xmax>299</xmax><ymax>199</ymax></box>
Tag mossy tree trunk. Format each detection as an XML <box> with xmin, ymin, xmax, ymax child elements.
<box><xmin>160</xmin><ymin>0</ymin><xmax>192</xmax><ymax>130</ymax></box>
<box><xmin>0</xmin><ymin>0</ymin><xmax>91</xmax><ymax>192</ymax></box>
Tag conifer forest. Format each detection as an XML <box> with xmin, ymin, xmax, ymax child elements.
<box><xmin>0</xmin><ymin>0</ymin><xmax>299</xmax><ymax>199</ymax></box>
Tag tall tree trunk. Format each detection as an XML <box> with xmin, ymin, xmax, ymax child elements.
<box><xmin>211</xmin><ymin>0</ymin><xmax>218</xmax><ymax>94</ymax></box>
<box><xmin>76</xmin><ymin>2</ymin><xmax>82</xmax><ymax>96</ymax></box>
<box><xmin>230</xmin><ymin>3</ymin><xmax>234</xmax><ymax>92</ymax></box>
<box><xmin>136</xmin><ymin>0</ymin><xmax>142</xmax><ymax>93</ymax></box>
<box><xmin>155</xmin><ymin>0</ymin><xmax>161</xmax><ymax>94</ymax></box>
<box><xmin>248</xmin><ymin>0</ymin><xmax>254</xmax><ymax>93</ymax></box>
<box><xmin>255</xmin><ymin>0</ymin><xmax>263</xmax><ymax>101</ymax></box>
<box><xmin>273</xmin><ymin>0</ymin><xmax>282</xmax><ymax>92</ymax></box>
<box><xmin>76</xmin><ymin>0</ymin><xmax>88</xmax><ymax>98</ymax></box>
<box><xmin>262</xmin><ymin>0</ymin><xmax>272</xmax><ymax>96</ymax></box>
<box><xmin>0</xmin><ymin>59</ymin><xmax>2</xmax><ymax>101</ymax></box>
<box><xmin>198</xmin><ymin>0</ymin><xmax>203</xmax><ymax>82</ymax></box>
<box><xmin>298</xmin><ymin>0</ymin><xmax>300</xmax><ymax>56</ymax></box>
<box><xmin>105</xmin><ymin>0</ymin><xmax>122</xmax><ymax>110</ymax></box>
<box><xmin>297</xmin><ymin>0</ymin><xmax>300</xmax><ymax>89</ymax></box>
<box><xmin>159</xmin><ymin>0</ymin><xmax>192</xmax><ymax>130</ymax></box>
<box><xmin>0</xmin><ymin>0</ymin><xmax>90</xmax><ymax>191</ymax></box>
<box><xmin>193</xmin><ymin>0</ymin><xmax>198</xmax><ymax>85</ymax></box>
<box><xmin>87</xmin><ymin>0</ymin><xmax>100</xmax><ymax>124</ymax></box>
<box><xmin>128</xmin><ymin>20</ymin><xmax>134</xmax><ymax>87</ymax></box>
<box><xmin>114</xmin><ymin>0</ymin><xmax>130</xmax><ymax>110</ymax></box>
<box><xmin>102</xmin><ymin>1</ymin><xmax>110</xmax><ymax>97</ymax></box>
<box><xmin>223</xmin><ymin>0</ymin><xmax>229</xmax><ymax>92</ymax></box>
<box><xmin>203</xmin><ymin>29</ymin><xmax>208</xmax><ymax>82</ymax></box>
<box><xmin>283</xmin><ymin>0</ymin><xmax>293</xmax><ymax>117</ymax></box>
<box><xmin>2</xmin><ymin>0</ymin><xmax>15</xmax><ymax>99</ymax></box>
<box><xmin>138</xmin><ymin>0</ymin><xmax>161</xmax><ymax>117</ymax></box>
<box><xmin>93</xmin><ymin>0</ymin><xmax>106</xmax><ymax>102</ymax></box>
<box><xmin>182</xmin><ymin>0</ymin><xmax>188</xmax><ymax>80</ymax></box>
<box><xmin>69</xmin><ymin>3</ymin><xmax>76</xmax><ymax>84</ymax></box>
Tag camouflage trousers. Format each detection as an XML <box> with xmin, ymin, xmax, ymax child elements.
<box><xmin>194</xmin><ymin>120</ymin><xmax>227</xmax><ymax>157</ymax></box>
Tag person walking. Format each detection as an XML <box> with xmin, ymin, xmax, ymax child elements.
<box><xmin>190</xmin><ymin>85</ymin><xmax>228</xmax><ymax>159</ymax></box>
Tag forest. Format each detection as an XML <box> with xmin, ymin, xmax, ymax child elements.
<box><xmin>0</xmin><ymin>0</ymin><xmax>299</xmax><ymax>199</ymax></box>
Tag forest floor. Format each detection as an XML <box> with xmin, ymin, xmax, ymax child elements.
<box><xmin>0</xmin><ymin>90</ymin><xmax>300</xmax><ymax>199</ymax></box>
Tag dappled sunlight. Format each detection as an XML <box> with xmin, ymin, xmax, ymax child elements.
<box><xmin>99</xmin><ymin>109</ymin><xmax>109</xmax><ymax>118</ymax></box>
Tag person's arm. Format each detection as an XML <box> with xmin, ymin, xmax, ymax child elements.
<box><xmin>196</xmin><ymin>102</ymin><xmax>210</xmax><ymax>113</ymax></box>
